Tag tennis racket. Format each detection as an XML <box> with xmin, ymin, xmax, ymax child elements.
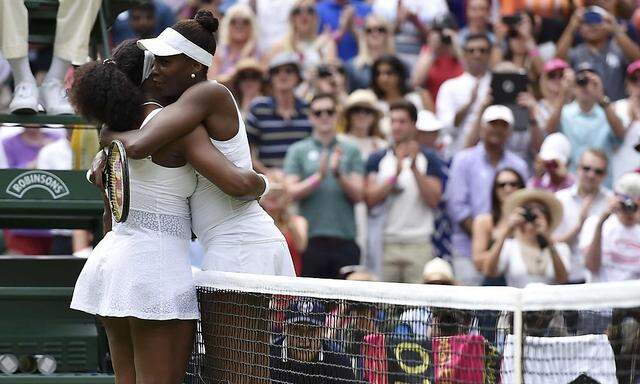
<box><xmin>104</xmin><ymin>140</ymin><xmax>130</xmax><ymax>223</ymax></box>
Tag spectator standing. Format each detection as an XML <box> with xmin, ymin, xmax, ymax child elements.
<box><xmin>554</xmin><ymin>149</ymin><xmax>613</xmax><ymax>283</ymax></box>
<box><xmin>270</xmin><ymin>300</ymin><xmax>355</xmax><ymax>383</ymax></box>
<box><xmin>546</xmin><ymin>64</ymin><xmax>625</xmax><ymax>186</ymax></box>
<box><xmin>528</xmin><ymin>133</ymin><xmax>575</xmax><ymax>192</ymax></box>
<box><xmin>224</xmin><ymin>58</ymin><xmax>266</xmax><ymax>118</ymax></box>
<box><xmin>446</xmin><ymin>105</ymin><xmax>529</xmax><ymax>285</ymax></box>
<box><xmin>582</xmin><ymin>172</ymin><xmax>640</xmax><ymax>282</ymax></box>
<box><xmin>1</xmin><ymin>0</ymin><xmax>101</xmax><ymax>115</ymax></box>
<box><xmin>436</xmin><ymin>34</ymin><xmax>492</xmax><ymax>153</ymax></box>
<box><xmin>260</xmin><ymin>174</ymin><xmax>308</xmax><ymax>276</ymax></box>
<box><xmin>411</xmin><ymin>15</ymin><xmax>463</xmax><ymax>102</ymax></box>
<box><xmin>458</xmin><ymin>0</ymin><xmax>495</xmax><ymax>44</ymax></box>
<box><xmin>365</xmin><ymin>100</ymin><xmax>444</xmax><ymax>283</ymax></box>
<box><xmin>316</xmin><ymin>0</ymin><xmax>372</xmax><ymax>62</ymax></box>
<box><xmin>372</xmin><ymin>0</ymin><xmax>449</xmax><ymax>72</ymax></box>
<box><xmin>268</xmin><ymin>0</ymin><xmax>337</xmax><ymax>77</ymax></box>
<box><xmin>556</xmin><ymin>5</ymin><xmax>640</xmax><ymax>101</ymax></box>
<box><xmin>247</xmin><ymin>52</ymin><xmax>312</xmax><ymax>173</ymax></box>
<box><xmin>284</xmin><ymin>93</ymin><xmax>364</xmax><ymax>279</ymax></box>
<box><xmin>472</xmin><ymin>168</ymin><xmax>526</xmax><ymax>282</ymax></box>
<box><xmin>611</xmin><ymin>60</ymin><xmax>640</xmax><ymax>181</ymax></box>
<box><xmin>482</xmin><ymin>189</ymin><xmax>570</xmax><ymax>288</ymax></box>
<box><xmin>111</xmin><ymin>0</ymin><xmax>175</xmax><ymax>46</ymax></box>
<box><xmin>344</xmin><ymin>14</ymin><xmax>395</xmax><ymax>91</ymax></box>
<box><xmin>209</xmin><ymin>4</ymin><xmax>260</xmax><ymax>80</ymax></box>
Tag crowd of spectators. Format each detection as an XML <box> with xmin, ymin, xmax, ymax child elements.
<box><xmin>1</xmin><ymin>0</ymin><xmax>640</xmax><ymax>292</ymax></box>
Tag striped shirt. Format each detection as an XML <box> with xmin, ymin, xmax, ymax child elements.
<box><xmin>246</xmin><ymin>96</ymin><xmax>313</xmax><ymax>169</ymax></box>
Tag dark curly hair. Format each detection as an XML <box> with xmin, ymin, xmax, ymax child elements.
<box><xmin>370</xmin><ymin>54</ymin><xmax>411</xmax><ymax>100</ymax></box>
<box><xmin>69</xmin><ymin>40</ymin><xmax>145</xmax><ymax>132</ymax></box>
<box><xmin>172</xmin><ymin>10</ymin><xmax>219</xmax><ymax>57</ymax></box>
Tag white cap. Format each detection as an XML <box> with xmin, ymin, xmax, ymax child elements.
<box><xmin>416</xmin><ymin>110</ymin><xmax>444</xmax><ymax>132</ymax></box>
<box><xmin>539</xmin><ymin>132</ymin><xmax>571</xmax><ymax>165</ymax></box>
<box><xmin>481</xmin><ymin>105</ymin><xmax>514</xmax><ymax>126</ymax></box>
<box><xmin>422</xmin><ymin>258</ymin><xmax>454</xmax><ymax>284</ymax></box>
<box><xmin>137</xmin><ymin>27</ymin><xmax>213</xmax><ymax>67</ymax></box>
<box><xmin>614</xmin><ymin>172</ymin><xmax>640</xmax><ymax>199</ymax></box>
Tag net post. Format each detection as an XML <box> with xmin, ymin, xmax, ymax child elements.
<box><xmin>513</xmin><ymin>304</ymin><xmax>523</xmax><ymax>384</ymax></box>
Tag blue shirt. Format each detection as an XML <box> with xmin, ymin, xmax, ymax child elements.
<box><xmin>316</xmin><ymin>0</ymin><xmax>372</xmax><ymax>61</ymax></box>
<box><xmin>246</xmin><ymin>96</ymin><xmax>312</xmax><ymax>169</ymax></box>
<box><xmin>560</xmin><ymin>101</ymin><xmax>621</xmax><ymax>186</ymax></box>
<box><xmin>110</xmin><ymin>0</ymin><xmax>175</xmax><ymax>46</ymax></box>
<box><xmin>445</xmin><ymin>144</ymin><xmax>529</xmax><ymax>258</ymax></box>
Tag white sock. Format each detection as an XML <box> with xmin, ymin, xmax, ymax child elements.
<box><xmin>7</xmin><ymin>56</ymin><xmax>36</xmax><ymax>85</ymax></box>
<box><xmin>44</xmin><ymin>56</ymin><xmax>71</xmax><ymax>84</ymax></box>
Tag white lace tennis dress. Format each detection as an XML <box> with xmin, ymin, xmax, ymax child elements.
<box><xmin>190</xmin><ymin>82</ymin><xmax>295</xmax><ymax>276</ymax></box>
<box><xmin>71</xmin><ymin>109</ymin><xmax>199</xmax><ymax>320</ymax></box>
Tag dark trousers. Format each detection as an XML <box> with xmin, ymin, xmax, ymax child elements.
<box><xmin>301</xmin><ymin>237</ymin><xmax>360</xmax><ymax>279</ymax></box>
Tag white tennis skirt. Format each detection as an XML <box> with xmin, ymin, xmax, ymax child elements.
<box><xmin>71</xmin><ymin>218</ymin><xmax>199</xmax><ymax>320</ymax></box>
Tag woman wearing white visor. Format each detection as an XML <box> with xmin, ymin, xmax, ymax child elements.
<box><xmin>101</xmin><ymin>10</ymin><xmax>295</xmax><ymax>382</ymax></box>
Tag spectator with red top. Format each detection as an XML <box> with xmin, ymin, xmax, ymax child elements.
<box><xmin>411</xmin><ymin>14</ymin><xmax>463</xmax><ymax>101</ymax></box>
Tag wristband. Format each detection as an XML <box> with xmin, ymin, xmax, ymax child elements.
<box><xmin>258</xmin><ymin>173</ymin><xmax>270</xmax><ymax>197</ymax></box>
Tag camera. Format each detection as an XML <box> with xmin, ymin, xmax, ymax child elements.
<box><xmin>619</xmin><ymin>198</ymin><xmax>638</xmax><ymax>213</ymax></box>
<box><xmin>521</xmin><ymin>206</ymin><xmax>537</xmax><ymax>223</ymax></box>
<box><xmin>576</xmin><ymin>72</ymin><xmax>590</xmax><ymax>87</ymax></box>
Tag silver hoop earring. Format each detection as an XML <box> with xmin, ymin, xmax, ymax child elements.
<box><xmin>190</xmin><ymin>73</ymin><xmax>196</xmax><ymax>79</ymax></box>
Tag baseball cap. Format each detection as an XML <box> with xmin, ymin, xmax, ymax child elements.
<box><xmin>285</xmin><ymin>300</ymin><xmax>326</xmax><ymax>326</ymax></box>
<box><xmin>481</xmin><ymin>105</ymin><xmax>514</xmax><ymax>126</ymax></box>
<box><xmin>539</xmin><ymin>133</ymin><xmax>571</xmax><ymax>165</ymax></box>
<box><xmin>422</xmin><ymin>258</ymin><xmax>454</xmax><ymax>284</ymax></box>
<box><xmin>416</xmin><ymin>110</ymin><xmax>444</xmax><ymax>132</ymax></box>
<box><xmin>543</xmin><ymin>58</ymin><xmax>569</xmax><ymax>74</ymax></box>
<box><xmin>268</xmin><ymin>51</ymin><xmax>300</xmax><ymax>72</ymax></box>
<box><xmin>627</xmin><ymin>59</ymin><xmax>640</xmax><ymax>77</ymax></box>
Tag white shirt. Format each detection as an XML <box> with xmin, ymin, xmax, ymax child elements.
<box><xmin>579</xmin><ymin>214</ymin><xmax>640</xmax><ymax>283</ymax></box>
<box><xmin>376</xmin><ymin>150</ymin><xmax>434</xmax><ymax>243</ymax></box>
<box><xmin>612</xmin><ymin>98</ymin><xmax>640</xmax><ymax>182</ymax></box>
<box><xmin>498</xmin><ymin>239</ymin><xmax>571</xmax><ymax>288</ymax></box>
<box><xmin>554</xmin><ymin>185</ymin><xmax>612</xmax><ymax>282</ymax></box>
<box><xmin>436</xmin><ymin>72</ymin><xmax>491</xmax><ymax>153</ymax></box>
<box><xmin>36</xmin><ymin>137</ymin><xmax>72</xmax><ymax>170</ymax></box>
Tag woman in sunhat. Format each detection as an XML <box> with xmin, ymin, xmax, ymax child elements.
<box><xmin>481</xmin><ymin>188</ymin><xmax>570</xmax><ymax>288</ymax></box>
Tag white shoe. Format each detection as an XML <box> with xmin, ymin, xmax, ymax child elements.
<box><xmin>39</xmin><ymin>79</ymin><xmax>74</xmax><ymax>115</ymax></box>
<box><xmin>9</xmin><ymin>81</ymin><xmax>38</xmax><ymax>114</ymax></box>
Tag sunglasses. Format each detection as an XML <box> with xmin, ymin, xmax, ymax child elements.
<box><xmin>464</xmin><ymin>47</ymin><xmax>490</xmax><ymax>55</ymax></box>
<box><xmin>350</xmin><ymin>106</ymin><xmax>375</xmax><ymax>115</ymax></box>
<box><xmin>580</xmin><ymin>165</ymin><xmax>606</xmax><ymax>176</ymax></box>
<box><xmin>496</xmin><ymin>181</ymin><xmax>521</xmax><ymax>189</ymax></box>
<box><xmin>365</xmin><ymin>26</ymin><xmax>388</xmax><ymax>34</ymax></box>
<box><xmin>547</xmin><ymin>70</ymin><xmax>564</xmax><ymax>80</ymax></box>
<box><xmin>231</xmin><ymin>18</ymin><xmax>250</xmax><ymax>26</ymax></box>
<box><xmin>271</xmin><ymin>65</ymin><xmax>297</xmax><ymax>75</ymax></box>
<box><xmin>292</xmin><ymin>5</ymin><xmax>315</xmax><ymax>16</ymax></box>
<box><xmin>238</xmin><ymin>72</ymin><xmax>263</xmax><ymax>81</ymax></box>
<box><xmin>311</xmin><ymin>108</ymin><xmax>336</xmax><ymax>118</ymax></box>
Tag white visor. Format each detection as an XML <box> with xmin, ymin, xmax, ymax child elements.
<box><xmin>137</xmin><ymin>27</ymin><xmax>213</xmax><ymax>67</ymax></box>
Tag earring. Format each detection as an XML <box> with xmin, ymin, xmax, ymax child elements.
<box><xmin>190</xmin><ymin>73</ymin><xmax>196</xmax><ymax>79</ymax></box>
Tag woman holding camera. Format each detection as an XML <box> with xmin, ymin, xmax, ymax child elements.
<box><xmin>481</xmin><ymin>188</ymin><xmax>570</xmax><ymax>288</ymax></box>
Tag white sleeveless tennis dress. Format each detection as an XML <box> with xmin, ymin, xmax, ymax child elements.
<box><xmin>190</xmin><ymin>82</ymin><xmax>295</xmax><ymax>276</ymax></box>
<box><xmin>71</xmin><ymin>109</ymin><xmax>200</xmax><ymax>320</ymax></box>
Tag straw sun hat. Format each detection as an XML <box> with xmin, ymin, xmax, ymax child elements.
<box><xmin>502</xmin><ymin>189</ymin><xmax>564</xmax><ymax>231</ymax></box>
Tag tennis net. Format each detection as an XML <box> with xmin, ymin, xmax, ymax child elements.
<box><xmin>186</xmin><ymin>271</ymin><xmax>640</xmax><ymax>384</ymax></box>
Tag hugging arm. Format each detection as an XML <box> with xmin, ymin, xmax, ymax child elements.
<box><xmin>181</xmin><ymin>125</ymin><xmax>266</xmax><ymax>199</ymax></box>
<box><xmin>100</xmin><ymin>82</ymin><xmax>224</xmax><ymax>159</ymax></box>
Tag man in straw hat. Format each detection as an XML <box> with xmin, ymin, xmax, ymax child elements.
<box><xmin>582</xmin><ymin>172</ymin><xmax>640</xmax><ymax>282</ymax></box>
